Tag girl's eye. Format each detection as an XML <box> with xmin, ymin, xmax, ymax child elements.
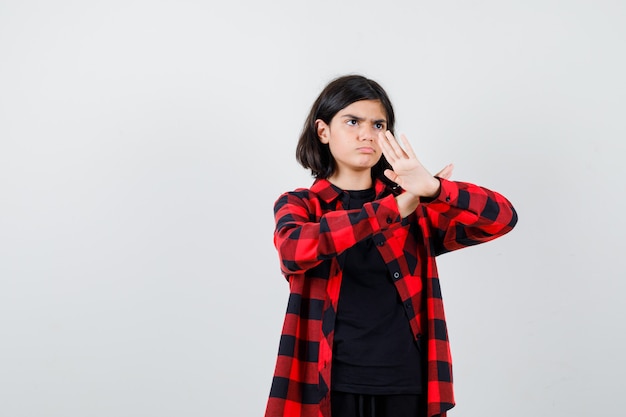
<box><xmin>375</xmin><ymin>123</ymin><xmax>384</xmax><ymax>129</ymax></box>
<box><xmin>347</xmin><ymin>119</ymin><xmax>358</xmax><ymax>126</ymax></box>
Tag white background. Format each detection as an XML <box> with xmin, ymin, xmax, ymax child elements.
<box><xmin>1</xmin><ymin>1</ymin><xmax>624</xmax><ymax>416</ymax></box>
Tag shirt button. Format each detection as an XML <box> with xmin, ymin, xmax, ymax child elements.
<box><xmin>405</xmin><ymin>301</ymin><xmax>413</xmax><ymax>310</ymax></box>
<box><xmin>445</xmin><ymin>196</ymin><xmax>451</xmax><ymax>202</ymax></box>
<box><xmin>393</xmin><ymin>272</ymin><xmax>400</xmax><ymax>280</ymax></box>
<box><xmin>386</xmin><ymin>216</ymin><xmax>393</xmax><ymax>224</ymax></box>
<box><xmin>377</xmin><ymin>241</ymin><xmax>384</xmax><ymax>246</ymax></box>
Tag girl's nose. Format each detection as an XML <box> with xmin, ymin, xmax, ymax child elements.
<box><xmin>359</xmin><ymin>126</ymin><xmax>376</xmax><ymax>141</ymax></box>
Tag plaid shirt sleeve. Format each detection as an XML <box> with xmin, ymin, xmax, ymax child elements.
<box><xmin>424</xmin><ymin>178</ymin><xmax>518</xmax><ymax>254</ymax></box>
<box><xmin>273</xmin><ymin>190</ymin><xmax>403</xmax><ymax>275</ymax></box>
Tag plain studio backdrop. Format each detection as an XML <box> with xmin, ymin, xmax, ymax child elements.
<box><xmin>1</xmin><ymin>1</ymin><xmax>624</xmax><ymax>416</ymax></box>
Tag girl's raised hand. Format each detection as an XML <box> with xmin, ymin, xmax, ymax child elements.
<box><xmin>377</xmin><ymin>131</ymin><xmax>451</xmax><ymax>198</ymax></box>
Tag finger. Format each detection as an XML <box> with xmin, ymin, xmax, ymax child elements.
<box><xmin>376</xmin><ymin>132</ymin><xmax>395</xmax><ymax>163</ymax></box>
<box><xmin>386</xmin><ymin>131</ymin><xmax>408</xmax><ymax>158</ymax></box>
<box><xmin>445</xmin><ymin>163</ymin><xmax>455</xmax><ymax>178</ymax></box>
<box><xmin>434</xmin><ymin>165</ymin><xmax>447</xmax><ymax>178</ymax></box>
<box><xmin>435</xmin><ymin>163</ymin><xmax>454</xmax><ymax>179</ymax></box>
<box><xmin>383</xmin><ymin>168</ymin><xmax>399</xmax><ymax>184</ymax></box>
<box><xmin>385</xmin><ymin>130</ymin><xmax>408</xmax><ymax>159</ymax></box>
<box><xmin>434</xmin><ymin>166</ymin><xmax>449</xmax><ymax>179</ymax></box>
<box><xmin>399</xmin><ymin>134</ymin><xmax>418</xmax><ymax>160</ymax></box>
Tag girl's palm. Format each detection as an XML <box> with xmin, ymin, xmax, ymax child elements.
<box><xmin>377</xmin><ymin>131</ymin><xmax>449</xmax><ymax>198</ymax></box>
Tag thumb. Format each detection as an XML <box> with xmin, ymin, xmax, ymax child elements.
<box><xmin>384</xmin><ymin>169</ymin><xmax>400</xmax><ymax>183</ymax></box>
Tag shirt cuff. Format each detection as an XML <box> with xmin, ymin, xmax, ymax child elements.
<box><xmin>423</xmin><ymin>178</ymin><xmax>459</xmax><ymax>206</ymax></box>
<box><xmin>370</xmin><ymin>194</ymin><xmax>403</xmax><ymax>230</ymax></box>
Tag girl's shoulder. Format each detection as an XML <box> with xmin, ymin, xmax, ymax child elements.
<box><xmin>274</xmin><ymin>179</ymin><xmax>334</xmax><ymax>207</ymax></box>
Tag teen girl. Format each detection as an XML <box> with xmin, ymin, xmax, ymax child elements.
<box><xmin>265</xmin><ymin>75</ymin><xmax>517</xmax><ymax>417</ymax></box>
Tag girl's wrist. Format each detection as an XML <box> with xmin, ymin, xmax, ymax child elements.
<box><xmin>425</xmin><ymin>177</ymin><xmax>442</xmax><ymax>198</ymax></box>
<box><xmin>395</xmin><ymin>192</ymin><xmax>421</xmax><ymax>218</ymax></box>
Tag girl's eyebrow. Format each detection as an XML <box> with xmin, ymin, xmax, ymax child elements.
<box><xmin>340</xmin><ymin>114</ymin><xmax>387</xmax><ymax>124</ymax></box>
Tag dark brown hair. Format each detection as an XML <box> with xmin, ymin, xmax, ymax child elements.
<box><xmin>296</xmin><ymin>74</ymin><xmax>395</xmax><ymax>179</ymax></box>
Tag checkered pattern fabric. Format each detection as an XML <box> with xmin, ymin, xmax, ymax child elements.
<box><xmin>265</xmin><ymin>178</ymin><xmax>517</xmax><ymax>417</ymax></box>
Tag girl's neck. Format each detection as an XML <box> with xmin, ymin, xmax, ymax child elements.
<box><xmin>327</xmin><ymin>171</ymin><xmax>373</xmax><ymax>191</ymax></box>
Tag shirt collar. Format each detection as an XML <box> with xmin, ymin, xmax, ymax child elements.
<box><xmin>310</xmin><ymin>178</ymin><xmax>391</xmax><ymax>203</ymax></box>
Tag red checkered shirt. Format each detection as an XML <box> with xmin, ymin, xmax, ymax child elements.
<box><xmin>265</xmin><ymin>177</ymin><xmax>517</xmax><ymax>417</ymax></box>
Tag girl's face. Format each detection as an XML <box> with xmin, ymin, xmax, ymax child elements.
<box><xmin>316</xmin><ymin>99</ymin><xmax>387</xmax><ymax>179</ymax></box>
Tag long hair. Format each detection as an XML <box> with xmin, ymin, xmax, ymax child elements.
<box><xmin>296</xmin><ymin>75</ymin><xmax>395</xmax><ymax>179</ymax></box>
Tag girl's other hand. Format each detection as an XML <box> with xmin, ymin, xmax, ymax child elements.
<box><xmin>435</xmin><ymin>163</ymin><xmax>454</xmax><ymax>180</ymax></box>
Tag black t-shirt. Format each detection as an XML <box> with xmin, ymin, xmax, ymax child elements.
<box><xmin>331</xmin><ymin>188</ymin><xmax>423</xmax><ymax>395</ymax></box>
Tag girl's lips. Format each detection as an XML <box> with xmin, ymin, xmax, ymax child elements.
<box><xmin>357</xmin><ymin>147</ymin><xmax>375</xmax><ymax>154</ymax></box>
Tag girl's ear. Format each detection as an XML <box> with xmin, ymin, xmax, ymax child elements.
<box><xmin>315</xmin><ymin>119</ymin><xmax>330</xmax><ymax>144</ymax></box>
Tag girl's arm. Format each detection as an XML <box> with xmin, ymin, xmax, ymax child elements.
<box><xmin>376</xmin><ymin>130</ymin><xmax>517</xmax><ymax>252</ymax></box>
<box><xmin>273</xmin><ymin>191</ymin><xmax>402</xmax><ymax>275</ymax></box>
<box><xmin>423</xmin><ymin>178</ymin><xmax>518</xmax><ymax>255</ymax></box>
